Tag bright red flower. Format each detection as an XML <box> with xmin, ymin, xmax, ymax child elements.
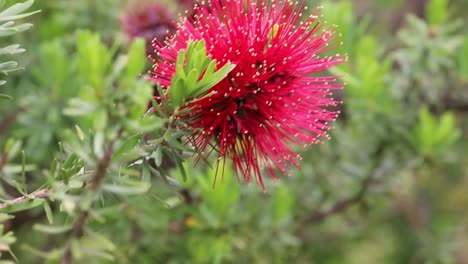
<box><xmin>150</xmin><ymin>0</ymin><xmax>346</xmax><ymax>189</ymax></box>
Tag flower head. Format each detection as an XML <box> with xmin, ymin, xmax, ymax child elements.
<box><xmin>150</xmin><ymin>0</ymin><xmax>346</xmax><ymax>189</ymax></box>
<box><xmin>121</xmin><ymin>2</ymin><xmax>176</xmax><ymax>56</ymax></box>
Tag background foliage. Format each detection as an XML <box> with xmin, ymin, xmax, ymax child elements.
<box><xmin>0</xmin><ymin>0</ymin><xmax>467</xmax><ymax>263</ymax></box>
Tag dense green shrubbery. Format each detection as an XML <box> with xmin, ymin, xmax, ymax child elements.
<box><xmin>0</xmin><ymin>0</ymin><xmax>467</xmax><ymax>263</ymax></box>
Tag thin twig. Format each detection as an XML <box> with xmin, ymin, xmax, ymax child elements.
<box><xmin>299</xmin><ymin>171</ymin><xmax>374</xmax><ymax>225</ymax></box>
<box><xmin>60</xmin><ymin>130</ymin><xmax>121</xmax><ymax>264</ymax></box>
<box><xmin>0</xmin><ymin>107</ymin><xmax>25</xmax><ymax>134</ymax></box>
<box><xmin>0</xmin><ymin>151</ymin><xmax>8</xmax><ymax>171</ymax></box>
<box><xmin>298</xmin><ymin>145</ymin><xmax>385</xmax><ymax>226</ymax></box>
<box><xmin>0</xmin><ymin>188</ymin><xmax>51</xmax><ymax>210</ymax></box>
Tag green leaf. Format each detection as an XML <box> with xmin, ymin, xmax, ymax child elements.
<box><xmin>0</xmin><ymin>0</ymin><xmax>38</xmax><ymax>21</ymax></box>
<box><xmin>185</xmin><ymin>68</ymin><xmax>200</xmax><ymax>90</ymax></box>
<box><xmin>33</xmin><ymin>224</ymin><xmax>71</xmax><ymax>234</ymax></box>
<box><xmin>0</xmin><ymin>213</ymin><xmax>14</xmax><ymax>222</ymax></box>
<box><xmin>272</xmin><ymin>186</ymin><xmax>294</xmax><ymax>224</ymax></box>
<box><xmin>92</xmin><ymin>131</ymin><xmax>104</xmax><ymax>158</ymax></box>
<box><xmin>0</xmin><ymin>61</ymin><xmax>19</xmax><ymax>72</ymax></box>
<box><xmin>123</xmin><ymin>38</ymin><xmax>146</xmax><ymax>81</ymax></box>
<box><xmin>152</xmin><ymin>145</ymin><xmax>163</xmax><ymax>167</ymax></box>
<box><xmin>435</xmin><ymin>112</ymin><xmax>455</xmax><ymax>141</ymax></box>
<box><xmin>2</xmin><ymin>164</ymin><xmax>35</xmax><ymax>175</ymax></box>
<box><xmin>167</xmin><ymin>40</ymin><xmax>235</xmax><ymax>110</ymax></box>
<box><xmin>63</xmin><ymin>98</ymin><xmax>97</xmax><ymax>116</ymax></box>
<box><xmin>43</xmin><ymin>202</ymin><xmax>54</xmax><ymax>224</ymax></box>
<box><xmin>76</xmin><ymin>30</ymin><xmax>112</xmax><ymax>90</ymax></box>
<box><xmin>170</xmin><ymin>78</ymin><xmax>185</xmax><ymax>108</ymax></box>
<box><xmin>0</xmin><ymin>93</ymin><xmax>11</xmax><ymax>99</ymax></box>
<box><xmin>418</xmin><ymin>107</ymin><xmax>435</xmax><ymax>152</ymax></box>
<box><xmin>412</xmin><ymin>107</ymin><xmax>461</xmax><ymax>157</ymax></box>
<box><xmin>458</xmin><ymin>36</ymin><xmax>468</xmax><ymax>80</ymax></box>
<box><xmin>426</xmin><ymin>0</ymin><xmax>448</xmax><ymax>25</ymax></box>
<box><xmin>0</xmin><ymin>260</ymin><xmax>15</xmax><ymax>264</ymax></box>
<box><xmin>128</xmin><ymin>116</ymin><xmax>165</xmax><ymax>133</ymax></box>
<box><xmin>62</xmin><ymin>153</ymin><xmax>78</xmax><ymax>170</ymax></box>
<box><xmin>102</xmin><ymin>180</ymin><xmax>151</xmax><ymax>195</ymax></box>
<box><xmin>86</xmin><ymin>229</ymin><xmax>116</xmax><ymax>252</ymax></box>
<box><xmin>75</xmin><ymin>125</ymin><xmax>86</xmax><ymax>142</ymax></box>
<box><xmin>5</xmin><ymin>139</ymin><xmax>21</xmax><ymax>158</ymax></box>
<box><xmin>163</xmin><ymin>147</ymin><xmax>187</xmax><ymax>181</ymax></box>
<box><xmin>175</xmin><ymin>50</ymin><xmax>186</xmax><ymax>75</ymax></box>
<box><xmin>68</xmin><ymin>179</ymin><xmax>84</xmax><ymax>189</ymax></box>
<box><xmin>0</xmin><ymin>198</ymin><xmax>44</xmax><ymax>213</ymax></box>
<box><xmin>202</xmin><ymin>60</ymin><xmax>217</xmax><ymax>80</ymax></box>
<box><xmin>193</xmin><ymin>62</ymin><xmax>235</xmax><ymax>96</ymax></box>
<box><xmin>0</xmin><ymin>44</ymin><xmax>25</xmax><ymax>55</ymax></box>
<box><xmin>0</xmin><ymin>22</ymin><xmax>34</xmax><ymax>36</ymax></box>
<box><xmin>198</xmin><ymin>56</ymin><xmax>211</xmax><ymax>75</ymax></box>
<box><xmin>113</xmin><ymin>134</ymin><xmax>140</xmax><ymax>161</ymax></box>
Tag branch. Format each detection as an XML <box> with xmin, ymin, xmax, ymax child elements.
<box><xmin>298</xmin><ymin>145</ymin><xmax>385</xmax><ymax>226</ymax></box>
<box><xmin>0</xmin><ymin>151</ymin><xmax>7</xmax><ymax>171</ymax></box>
<box><xmin>60</xmin><ymin>130</ymin><xmax>121</xmax><ymax>264</ymax></box>
<box><xmin>299</xmin><ymin>172</ymin><xmax>374</xmax><ymax>225</ymax></box>
<box><xmin>0</xmin><ymin>107</ymin><xmax>25</xmax><ymax>134</ymax></box>
<box><xmin>0</xmin><ymin>188</ymin><xmax>50</xmax><ymax>210</ymax></box>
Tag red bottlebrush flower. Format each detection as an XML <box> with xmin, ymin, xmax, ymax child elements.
<box><xmin>120</xmin><ymin>2</ymin><xmax>177</xmax><ymax>56</ymax></box>
<box><xmin>151</xmin><ymin>0</ymin><xmax>346</xmax><ymax>189</ymax></box>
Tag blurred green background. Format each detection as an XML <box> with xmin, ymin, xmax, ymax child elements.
<box><xmin>0</xmin><ymin>0</ymin><xmax>467</xmax><ymax>263</ymax></box>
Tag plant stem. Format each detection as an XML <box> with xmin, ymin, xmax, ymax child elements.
<box><xmin>60</xmin><ymin>129</ymin><xmax>122</xmax><ymax>264</ymax></box>
<box><xmin>0</xmin><ymin>107</ymin><xmax>25</xmax><ymax>134</ymax></box>
<box><xmin>298</xmin><ymin>145</ymin><xmax>385</xmax><ymax>226</ymax></box>
<box><xmin>0</xmin><ymin>188</ymin><xmax>50</xmax><ymax>210</ymax></box>
<box><xmin>299</xmin><ymin>170</ymin><xmax>375</xmax><ymax>225</ymax></box>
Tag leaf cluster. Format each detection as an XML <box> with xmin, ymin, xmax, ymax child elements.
<box><xmin>0</xmin><ymin>0</ymin><xmax>38</xmax><ymax>98</ymax></box>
